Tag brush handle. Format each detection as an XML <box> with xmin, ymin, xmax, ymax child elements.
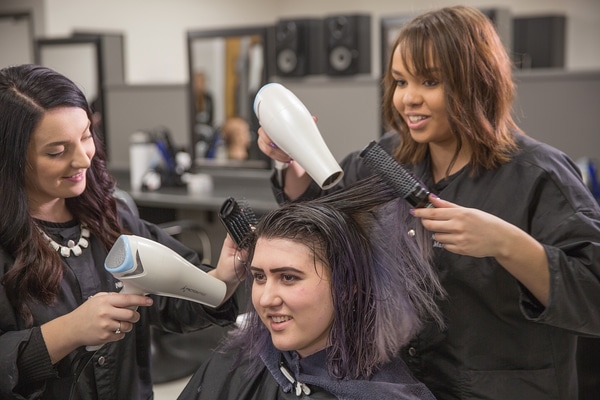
<box><xmin>359</xmin><ymin>141</ymin><xmax>434</xmax><ymax>208</ymax></box>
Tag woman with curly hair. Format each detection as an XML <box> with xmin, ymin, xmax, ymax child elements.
<box><xmin>0</xmin><ymin>64</ymin><xmax>241</xmax><ymax>400</ymax></box>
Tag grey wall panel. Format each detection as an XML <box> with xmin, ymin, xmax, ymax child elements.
<box><xmin>513</xmin><ymin>70</ymin><xmax>600</xmax><ymax>161</ymax></box>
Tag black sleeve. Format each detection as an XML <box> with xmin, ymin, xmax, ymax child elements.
<box><xmin>16</xmin><ymin>327</ymin><xmax>58</xmax><ymax>385</ymax></box>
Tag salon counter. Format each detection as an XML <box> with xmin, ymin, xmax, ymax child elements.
<box><xmin>113</xmin><ymin>168</ymin><xmax>279</xmax><ymax>213</ymax></box>
<box><xmin>128</xmin><ymin>178</ymin><xmax>278</xmax><ymax>215</ymax></box>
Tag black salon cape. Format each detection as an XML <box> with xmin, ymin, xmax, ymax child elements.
<box><xmin>179</xmin><ymin>341</ymin><xmax>437</xmax><ymax>400</ymax></box>
<box><xmin>0</xmin><ymin>202</ymin><xmax>238</xmax><ymax>400</ymax></box>
<box><xmin>271</xmin><ymin>132</ymin><xmax>600</xmax><ymax>400</ymax></box>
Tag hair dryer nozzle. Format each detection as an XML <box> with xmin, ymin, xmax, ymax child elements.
<box><xmin>254</xmin><ymin>83</ymin><xmax>343</xmax><ymax>189</ymax></box>
<box><xmin>105</xmin><ymin>235</ymin><xmax>226</xmax><ymax>307</ymax></box>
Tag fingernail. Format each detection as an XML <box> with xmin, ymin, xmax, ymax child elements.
<box><xmin>268</xmin><ymin>142</ymin><xmax>278</xmax><ymax>150</ymax></box>
<box><xmin>409</xmin><ymin>209</ymin><xmax>415</xmax><ymax>215</ymax></box>
<box><xmin>430</xmin><ymin>193</ymin><xmax>439</xmax><ymax>199</ymax></box>
<box><xmin>146</xmin><ymin>297</ymin><xmax>153</xmax><ymax>306</ymax></box>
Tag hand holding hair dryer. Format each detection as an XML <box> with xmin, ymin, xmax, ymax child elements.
<box><xmin>87</xmin><ymin>235</ymin><xmax>226</xmax><ymax>351</ymax></box>
<box><xmin>253</xmin><ymin>82</ymin><xmax>343</xmax><ymax>189</ymax></box>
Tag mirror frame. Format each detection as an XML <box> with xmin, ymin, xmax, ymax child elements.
<box><xmin>186</xmin><ymin>25</ymin><xmax>274</xmax><ymax>168</ymax></box>
<box><xmin>35</xmin><ymin>32</ymin><xmax>125</xmax><ymax>161</ymax></box>
<box><xmin>35</xmin><ymin>36</ymin><xmax>107</xmax><ymax>146</ymax></box>
<box><xmin>1</xmin><ymin>11</ymin><xmax>35</xmax><ymax>67</ymax></box>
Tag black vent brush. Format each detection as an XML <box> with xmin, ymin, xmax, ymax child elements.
<box><xmin>218</xmin><ymin>197</ymin><xmax>258</xmax><ymax>247</ymax></box>
<box><xmin>359</xmin><ymin>141</ymin><xmax>434</xmax><ymax>208</ymax></box>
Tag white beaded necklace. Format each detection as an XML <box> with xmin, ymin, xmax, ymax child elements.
<box><xmin>41</xmin><ymin>224</ymin><xmax>90</xmax><ymax>257</ymax></box>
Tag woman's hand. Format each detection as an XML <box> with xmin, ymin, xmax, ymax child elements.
<box><xmin>41</xmin><ymin>293</ymin><xmax>153</xmax><ymax>363</ymax></box>
<box><xmin>256</xmin><ymin>127</ymin><xmax>293</xmax><ymax>164</ymax></box>
<box><xmin>412</xmin><ymin>195</ymin><xmax>550</xmax><ymax>305</ymax></box>
<box><xmin>412</xmin><ymin>196</ymin><xmax>515</xmax><ymax>259</ymax></box>
<box><xmin>208</xmin><ymin>234</ymin><xmax>245</xmax><ymax>304</ymax></box>
<box><xmin>256</xmin><ymin>115</ymin><xmax>318</xmax><ymax>164</ymax></box>
<box><xmin>256</xmin><ymin>126</ymin><xmax>314</xmax><ymax>201</ymax></box>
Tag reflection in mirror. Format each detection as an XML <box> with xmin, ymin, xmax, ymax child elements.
<box><xmin>187</xmin><ymin>26</ymin><xmax>273</xmax><ymax>169</ymax></box>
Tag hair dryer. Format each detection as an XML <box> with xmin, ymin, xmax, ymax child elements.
<box><xmin>86</xmin><ymin>235</ymin><xmax>226</xmax><ymax>351</ymax></box>
<box><xmin>254</xmin><ymin>82</ymin><xmax>344</xmax><ymax>189</ymax></box>
<box><xmin>104</xmin><ymin>234</ymin><xmax>226</xmax><ymax>305</ymax></box>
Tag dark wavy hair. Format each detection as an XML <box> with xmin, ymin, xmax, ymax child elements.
<box><xmin>0</xmin><ymin>64</ymin><xmax>122</xmax><ymax>326</ymax></box>
<box><xmin>223</xmin><ymin>176</ymin><xmax>444</xmax><ymax>380</ymax></box>
<box><xmin>382</xmin><ymin>5</ymin><xmax>520</xmax><ymax>177</ymax></box>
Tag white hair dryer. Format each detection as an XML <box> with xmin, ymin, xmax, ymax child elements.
<box><xmin>104</xmin><ymin>235</ymin><xmax>226</xmax><ymax>305</ymax></box>
<box><xmin>254</xmin><ymin>82</ymin><xmax>344</xmax><ymax>189</ymax></box>
<box><xmin>86</xmin><ymin>235</ymin><xmax>226</xmax><ymax>351</ymax></box>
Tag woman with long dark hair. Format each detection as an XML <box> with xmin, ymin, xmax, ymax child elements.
<box><xmin>0</xmin><ymin>64</ymin><xmax>240</xmax><ymax>399</ymax></box>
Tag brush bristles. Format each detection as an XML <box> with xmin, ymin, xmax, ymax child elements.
<box><xmin>359</xmin><ymin>141</ymin><xmax>433</xmax><ymax>208</ymax></box>
<box><xmin>218</xmin><ymin>197</ymin><xmax>257</xmax><ymax>247</ymax></box>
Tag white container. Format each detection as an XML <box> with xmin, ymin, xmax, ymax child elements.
<box><xmin>183</xmin><ymin>173</ymin><xmax>213</xmax><ymax>194</ymax></box>
<box><xmin>129</xmin><ymin>131</ymin><xmax>159</xmax><ymax>192</ymax></box>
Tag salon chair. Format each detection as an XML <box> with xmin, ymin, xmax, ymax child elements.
<box><xmin>113</xmin><ymin>188</ymin><xmax>228</xmax><ymax>383</ymax></box>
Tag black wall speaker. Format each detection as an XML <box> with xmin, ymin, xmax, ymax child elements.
<box><xmin>275</xmin><ymin>18</ymin><xmax>324</xmax><ymax>77</ymax></box>
<box><xmin>324</xmin><ymin>14</ymin><xmax>371</xmax><ymax>76</ymax></box>
<box><xmin>513</xmin><ymin>15</ymin><xmax>566</xmax><ymax>69</ymax></box>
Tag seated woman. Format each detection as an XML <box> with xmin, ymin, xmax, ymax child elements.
<box><xmin>179</xmin><ymin>176</ymin><xmax>444</xmax><ymax>399</ymax></box>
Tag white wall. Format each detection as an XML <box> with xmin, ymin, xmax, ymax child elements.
<box><xmin>40</xmin><ymin>0</ymin><xmax>600</xmax><ymax>84</ymax></box>
<box><xmin>2</xmin><ymin>0</ymin><xmax>599</xmax><ymax>166</ymax></box>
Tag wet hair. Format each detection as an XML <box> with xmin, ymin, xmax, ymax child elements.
<box><xmin>0</xmin><ymin>64</ymin><xmax>121</xmax><ymax>326</ymax></box>
<box><xmin>223</xmin><ymin>176</ymin><xmax>444</xmax><ymax>380</ymax></box>
<box><xmin>382</xmin><ymin>5</ymin><xmax>520</xmax><ymax>177</ymax></box>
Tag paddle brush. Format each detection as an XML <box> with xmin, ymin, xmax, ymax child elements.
<box><xmin>359</xmin><ymin>140</ymin><xmax>434</xmax><ymax>208</ymax></box>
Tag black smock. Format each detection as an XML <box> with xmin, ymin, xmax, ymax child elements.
<box><xmin>0</xmin><ymin>202</ymin><xmax>238</xmax><ymax>400</ymax></box>
<box><xmin>179</xmin><ymin>341</ymin><xmax>437</xmax><ymax>400</ymax></box>
<box><xmin>271</xmin><ymin>132</ymin><xmax>600</xmax><ymax>400</ymax></box>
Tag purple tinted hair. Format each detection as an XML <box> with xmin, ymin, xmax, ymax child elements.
<box><xmin>223</xmin><ymin>175</ymin><xmax>444</xmax><ymax>380</ymax></box>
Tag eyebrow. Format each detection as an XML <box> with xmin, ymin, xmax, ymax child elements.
<box><xmin>250</xmin><ymin>266</ymin><xmax>305</xmax><ymax>275</ymax></box>
<box><xmin>44</xmin><ymin>121</ymin><xmax>91</xmax><ymax>147</ymax></box>
<box><xmin>44</xmin><ymin>139</ymin><xmax>70</xmax><ymax>148</ymax></box>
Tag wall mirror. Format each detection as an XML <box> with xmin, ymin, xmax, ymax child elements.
<box><xmin>187</xmin><ymin>25</ymin><xmax>274</xmax><ymax>169</ymax></box>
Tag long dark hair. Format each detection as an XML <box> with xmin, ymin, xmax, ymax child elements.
<box><xmin>224</xmin><ymin>176</ymin><xmax>444</xmax><ymax>380</ymax></box>
<box><xmin>0</xmin><ymin>64</ymin><xmax>122</xmax><ymax>326</ymax></box>
<box><xmin>382</xmin><ymin>5</ymin><xmax>520</xmax><ymax>177</ymax></box>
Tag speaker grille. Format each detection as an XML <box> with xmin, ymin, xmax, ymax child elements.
<box><xmin>324</xmin><ymin>14</ymin><xmax>371</xmax><ymax>75</ymax></box>
<box><xmin>275</xmin><ymin>18</ymin><xmax>324</xmax><ymax>77</ymax></box>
